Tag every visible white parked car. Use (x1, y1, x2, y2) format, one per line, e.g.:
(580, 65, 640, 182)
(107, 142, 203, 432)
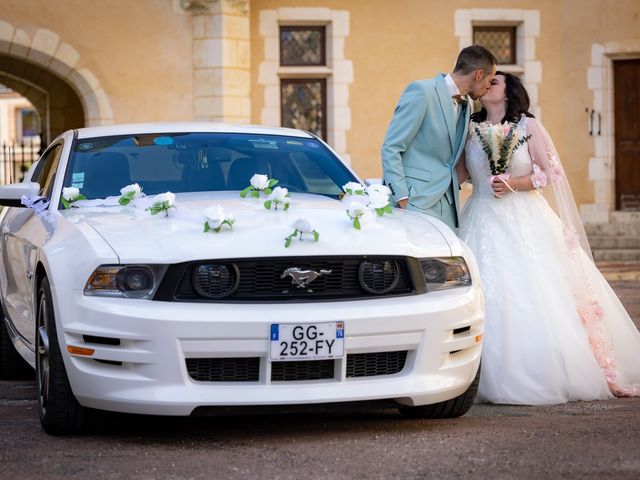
(0, 123, 484, 434)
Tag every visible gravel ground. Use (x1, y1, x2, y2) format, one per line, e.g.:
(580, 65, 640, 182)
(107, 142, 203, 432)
(0, 280, 638, 480)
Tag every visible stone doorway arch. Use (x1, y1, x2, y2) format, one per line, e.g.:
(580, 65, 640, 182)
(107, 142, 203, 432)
(0, 21, 114, 142)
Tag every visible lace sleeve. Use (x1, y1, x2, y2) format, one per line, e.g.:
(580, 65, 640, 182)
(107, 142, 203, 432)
(526, 118, 564, 190)
(525, 117, 594, 261)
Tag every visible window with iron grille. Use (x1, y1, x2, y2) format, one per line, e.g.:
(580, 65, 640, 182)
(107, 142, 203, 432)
(279, 26, 328, 139)
(280, 78, 327, 139)
(279, 26, 326, 66)
(473, 26, 517, 65)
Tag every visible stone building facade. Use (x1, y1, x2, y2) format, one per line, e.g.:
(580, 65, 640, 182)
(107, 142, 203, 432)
(0, 0, 639, 225)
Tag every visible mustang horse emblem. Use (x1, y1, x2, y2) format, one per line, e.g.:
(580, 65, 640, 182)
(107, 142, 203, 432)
(280, 267, 332, 289)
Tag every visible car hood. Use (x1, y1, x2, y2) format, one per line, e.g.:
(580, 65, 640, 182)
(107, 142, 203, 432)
(61, 192, 453, 263)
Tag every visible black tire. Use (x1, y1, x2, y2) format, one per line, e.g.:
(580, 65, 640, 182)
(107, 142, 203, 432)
(36, 277, 96, 435)
(0, 308, 32, 379)
(398, 364, 481, 419)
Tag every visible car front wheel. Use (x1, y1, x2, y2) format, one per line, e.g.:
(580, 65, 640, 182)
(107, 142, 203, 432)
(36, 277, 96, 435)
(398, 364, 481, 419)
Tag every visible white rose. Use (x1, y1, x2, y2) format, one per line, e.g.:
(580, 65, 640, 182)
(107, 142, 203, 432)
(367, 190, 391, 209)
(342, 182, 366, 195)
(250, 174, 270, 190)
(347, 201, 375, 226)
(293, 217, 313, 234)
(154, 192, 175, 207)
(120, 183, 142, 197)
(62, 187, 80, 201)
(204, 204, 226, 229)
(268, 186, 289, 203)
(366, 183, 391, 197)
(346, 200, 369, 219)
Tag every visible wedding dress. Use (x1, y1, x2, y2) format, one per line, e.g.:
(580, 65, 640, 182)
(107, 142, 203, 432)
(459, 115, 640, 405)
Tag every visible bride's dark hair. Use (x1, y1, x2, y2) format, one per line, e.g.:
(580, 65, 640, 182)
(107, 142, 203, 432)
(470, 71, 535, 123)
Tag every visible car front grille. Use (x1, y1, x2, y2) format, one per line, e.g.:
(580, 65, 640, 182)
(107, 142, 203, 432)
(156, 256, 415, 302)
(346, 351, 408, 378)
(186, 357, 260, 382)
(186, 351, 409, 383)
(271, 360, 335, 381)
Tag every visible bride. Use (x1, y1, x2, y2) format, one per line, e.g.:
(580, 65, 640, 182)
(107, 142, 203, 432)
(456, 71, 640, 405)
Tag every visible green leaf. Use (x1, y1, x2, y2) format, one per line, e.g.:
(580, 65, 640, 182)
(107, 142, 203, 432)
(354, 218, 361, 230)
(312, 230, 319, 242)
(204, 222, 211, 232)
(61, 198, 70, 209)
(250, 190, 259, 199)
(268, 178, 279, 187)
(263, 187, 272, 196)
(77, 194, 87, 201)
(375, 207, 384, 216)
(213, 225, 222, 233)
(384, 204, 393, 213)
(264, 200, 272, 210)
(240, 185, 253, 198)
(284, 237, 292, 248)
(283, 203, 289, 211)
(119, 196, 130, 206)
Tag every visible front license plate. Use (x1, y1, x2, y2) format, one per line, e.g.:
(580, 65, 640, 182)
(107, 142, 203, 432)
(270, 322, 344, 361)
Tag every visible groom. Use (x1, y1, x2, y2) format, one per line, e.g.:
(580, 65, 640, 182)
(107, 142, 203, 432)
(381, 45, 497, 230)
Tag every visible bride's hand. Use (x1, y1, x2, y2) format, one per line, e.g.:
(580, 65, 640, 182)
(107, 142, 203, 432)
(491, 177, 512, 197)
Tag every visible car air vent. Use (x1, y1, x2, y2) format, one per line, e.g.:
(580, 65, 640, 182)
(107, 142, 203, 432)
(271, 360, 335, 381)
(358, 259, 401, 294)
(83, 335, 121, 346)
(192, 263, 239, 299)
(346, 351, 408, 378)
(186, 357, 260, 382)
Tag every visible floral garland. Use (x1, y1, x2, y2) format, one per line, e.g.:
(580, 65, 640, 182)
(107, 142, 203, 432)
(342, 182, 393, 229)
(58, 174, 395, 248)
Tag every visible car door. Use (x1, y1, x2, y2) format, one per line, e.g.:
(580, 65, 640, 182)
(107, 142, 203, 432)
(0, 143, 63, 346)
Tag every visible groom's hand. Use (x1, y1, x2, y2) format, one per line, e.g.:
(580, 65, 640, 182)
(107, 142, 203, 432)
(396, 198, 409, 209)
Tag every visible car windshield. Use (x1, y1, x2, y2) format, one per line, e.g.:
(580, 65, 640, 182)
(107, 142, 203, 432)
(63, 132, 357, 199)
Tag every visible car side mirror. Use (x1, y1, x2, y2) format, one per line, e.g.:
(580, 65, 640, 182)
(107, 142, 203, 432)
(0, 182, 42, 207)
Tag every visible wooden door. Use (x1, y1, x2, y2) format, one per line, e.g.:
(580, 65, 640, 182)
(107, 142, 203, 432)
(614, 59, 640, 210)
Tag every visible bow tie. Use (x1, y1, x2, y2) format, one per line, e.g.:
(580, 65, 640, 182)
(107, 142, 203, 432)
(452, 95, 468, 106)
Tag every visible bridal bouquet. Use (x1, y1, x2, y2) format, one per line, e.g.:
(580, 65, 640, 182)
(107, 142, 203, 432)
(474, 122, 531, 176)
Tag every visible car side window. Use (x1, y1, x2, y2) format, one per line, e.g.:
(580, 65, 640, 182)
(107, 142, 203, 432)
(33, 144, 63, 197)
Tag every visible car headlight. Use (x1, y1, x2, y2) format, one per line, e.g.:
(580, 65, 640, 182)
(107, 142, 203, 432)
(84, 265, 166, 298)
(419, 257, 471, 291)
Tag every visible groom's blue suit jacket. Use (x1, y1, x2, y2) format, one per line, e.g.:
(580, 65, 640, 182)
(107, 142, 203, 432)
(381, 74, 471, 227)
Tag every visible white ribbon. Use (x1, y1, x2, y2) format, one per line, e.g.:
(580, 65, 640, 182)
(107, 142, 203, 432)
(20, 195, 50, 214)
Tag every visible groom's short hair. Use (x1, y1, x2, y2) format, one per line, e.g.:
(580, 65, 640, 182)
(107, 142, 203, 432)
(453, 45, 497, 75)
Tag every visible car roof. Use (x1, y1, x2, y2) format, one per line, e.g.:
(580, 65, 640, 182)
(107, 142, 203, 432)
(75, 122, 315, 140)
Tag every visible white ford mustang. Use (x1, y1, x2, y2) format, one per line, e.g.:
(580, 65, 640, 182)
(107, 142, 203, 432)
(0, 123, 484, 434)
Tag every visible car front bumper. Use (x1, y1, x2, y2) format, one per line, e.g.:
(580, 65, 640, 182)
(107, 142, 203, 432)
(53, 285, 484, 416)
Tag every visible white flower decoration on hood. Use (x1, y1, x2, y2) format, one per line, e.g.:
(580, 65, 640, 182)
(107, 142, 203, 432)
(61, 187, 87, 209)
(62, 187, 80, 201)
(153, 192, 175, 206)
(146, 191, 176, 216)
(346, 200, 375, 230)
(204, 204, 235, 232)
(342, 182, 366, 196)
(119, 183, 143, 206)
(293, 217, 313, 234)
(250, 174, 270, 190)
(366, 183, 392, 197)
(264, 186, 291, 210)
(367, 190, 391, 210)
(120, 183, 142, 197)
(285, 217, 319, 247)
